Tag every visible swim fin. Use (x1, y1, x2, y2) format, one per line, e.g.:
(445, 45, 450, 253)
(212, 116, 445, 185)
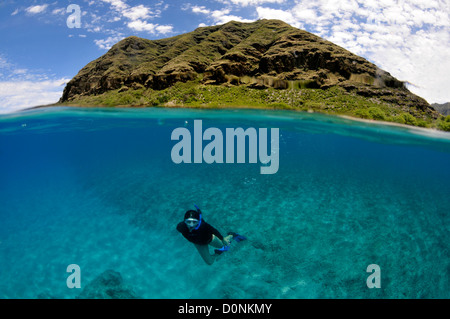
(214, 245, 230, 255)
(228, 232, 247, 243)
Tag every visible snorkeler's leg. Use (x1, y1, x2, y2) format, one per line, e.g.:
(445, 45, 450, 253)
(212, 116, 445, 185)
(210, 234, 233, 248)
(194, 244, 215, 265)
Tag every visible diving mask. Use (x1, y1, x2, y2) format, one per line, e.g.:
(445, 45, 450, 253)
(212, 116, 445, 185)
(185, 218, 199, 229)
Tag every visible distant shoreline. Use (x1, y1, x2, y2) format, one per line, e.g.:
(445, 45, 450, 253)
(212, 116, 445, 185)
(20, 102, 450, 137)
(337, 114, 450, 137)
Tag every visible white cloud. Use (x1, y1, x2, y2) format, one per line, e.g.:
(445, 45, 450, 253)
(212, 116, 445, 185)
(155, 25, 174, 34)
(94, 36, 125, 50)
(122, 5, 151, 21)
(126, 20, 173, 34)
(25, 5, 49, 15)
(0, 56, 11, 69)
(101, 0, 128, 11)
(211, 8, 254, 24)
(51, 8, 66, 16)
(250, 0, 450, 103)
(192, 6, 211, 15)
(11, 9, 19, 16)
(89, 0, 172, 49)
(12, 68, 28, 75)
(292, 8, 317, 24)
(227, 0, 285, 6)
(369, 29, 450, 104)
(127, 20, 157, 32)
(256, 7, 300, 28)
(190, 5, 253, 25)
(99, 0, 172, 35)
(0, 56, 71, 113)
(0, 78, 71, 114)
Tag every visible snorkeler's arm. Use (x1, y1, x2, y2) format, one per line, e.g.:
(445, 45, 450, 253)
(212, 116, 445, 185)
(176, 222, 184, 233)
(207, 223, 224, 241)
(176, 222, 189, 239)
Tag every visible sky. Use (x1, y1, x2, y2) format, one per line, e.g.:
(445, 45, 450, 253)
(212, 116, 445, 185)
(0, 0, 449, 113)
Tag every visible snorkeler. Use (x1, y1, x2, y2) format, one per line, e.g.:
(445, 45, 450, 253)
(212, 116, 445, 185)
(176, 205, 246, 265)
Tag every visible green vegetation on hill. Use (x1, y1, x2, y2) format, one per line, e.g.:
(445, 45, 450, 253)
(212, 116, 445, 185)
(58, 19, 447, 131)
(62, 79, 448, 131)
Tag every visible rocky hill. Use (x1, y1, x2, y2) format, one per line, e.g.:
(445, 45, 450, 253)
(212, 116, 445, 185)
(60, 19, 443, 127)
(432, 102, 450, 115)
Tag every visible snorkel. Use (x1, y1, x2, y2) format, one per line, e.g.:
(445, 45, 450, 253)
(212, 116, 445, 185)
(185, 205, 202, 231)
(193, 204, 202, 230)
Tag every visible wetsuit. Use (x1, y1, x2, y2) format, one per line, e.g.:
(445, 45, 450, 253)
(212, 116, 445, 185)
(177, 220, 224, 245)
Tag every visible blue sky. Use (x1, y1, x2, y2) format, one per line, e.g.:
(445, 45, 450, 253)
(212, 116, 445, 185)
(0, 0, 449, 113)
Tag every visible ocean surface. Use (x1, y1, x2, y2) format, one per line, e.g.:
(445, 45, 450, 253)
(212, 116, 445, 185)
(0, 106, 449, 299)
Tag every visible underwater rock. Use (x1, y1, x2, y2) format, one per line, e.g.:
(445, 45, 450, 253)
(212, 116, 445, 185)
(77, 269, 139, 299)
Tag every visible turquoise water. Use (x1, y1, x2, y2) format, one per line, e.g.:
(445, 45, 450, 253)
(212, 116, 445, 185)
(0, 106, 449, 299)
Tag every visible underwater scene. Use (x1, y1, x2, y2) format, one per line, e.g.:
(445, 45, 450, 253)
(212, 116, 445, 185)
(0, 106, 449, 299)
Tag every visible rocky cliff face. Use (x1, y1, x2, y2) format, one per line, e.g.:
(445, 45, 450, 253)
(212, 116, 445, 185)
(432, 102, 450, 115)
(60, 19, 434, 116)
